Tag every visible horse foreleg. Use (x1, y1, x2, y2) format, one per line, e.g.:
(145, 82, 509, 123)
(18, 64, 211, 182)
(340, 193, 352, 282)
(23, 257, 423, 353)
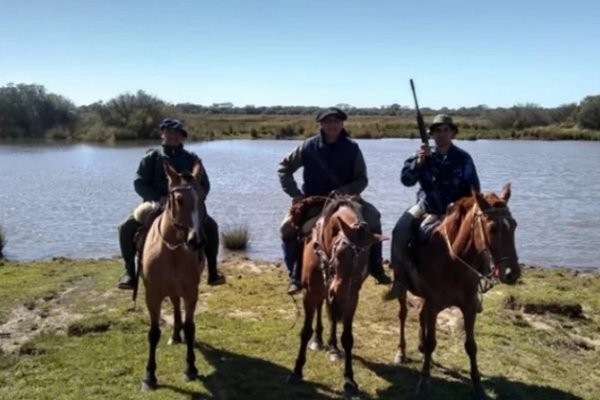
(182, 291, 198, 382)
(417, 299, 427, 354)
(142, 297, 161, 391)
(309, 300, 324, 351)
(416, 304, 437, 397)
(287, 296, 316, 384)
(462, 305, 488, 400)
(326, 302, 341, 362)
(168, 296, 183, 345)
(341, 314, 359, 399)
(394, 287, 409, 365)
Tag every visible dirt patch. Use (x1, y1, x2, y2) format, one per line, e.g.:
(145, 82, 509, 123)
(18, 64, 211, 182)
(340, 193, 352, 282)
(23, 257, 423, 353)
(0, 276, 99, 353)
(502, 295, 584, 319)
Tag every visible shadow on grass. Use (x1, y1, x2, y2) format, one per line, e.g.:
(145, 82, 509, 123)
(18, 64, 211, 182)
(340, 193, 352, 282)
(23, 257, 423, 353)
(194, 341, 342, 400)
(356, 355, 583, 400)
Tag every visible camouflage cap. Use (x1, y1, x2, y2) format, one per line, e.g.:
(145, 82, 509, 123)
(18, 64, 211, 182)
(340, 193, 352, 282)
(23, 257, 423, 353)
(429, 114, 458, 134)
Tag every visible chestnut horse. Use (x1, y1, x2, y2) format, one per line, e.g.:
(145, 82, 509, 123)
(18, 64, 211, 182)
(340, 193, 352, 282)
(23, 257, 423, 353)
(139, 161, 206, 391)
(393, 184, 520, 400)
(287, 196, 384, 399)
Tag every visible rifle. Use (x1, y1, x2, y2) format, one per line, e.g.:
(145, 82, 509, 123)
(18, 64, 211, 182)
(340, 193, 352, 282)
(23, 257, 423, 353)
(409, 79, 428, 145)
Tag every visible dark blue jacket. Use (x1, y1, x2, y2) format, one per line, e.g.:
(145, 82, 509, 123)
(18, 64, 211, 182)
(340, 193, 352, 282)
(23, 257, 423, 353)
(278, 130, 368, 197)
(401, 144, 480, 214)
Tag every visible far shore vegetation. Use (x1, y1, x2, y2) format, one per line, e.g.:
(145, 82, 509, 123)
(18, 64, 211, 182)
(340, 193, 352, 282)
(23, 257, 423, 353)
(1, 83, 599, 142)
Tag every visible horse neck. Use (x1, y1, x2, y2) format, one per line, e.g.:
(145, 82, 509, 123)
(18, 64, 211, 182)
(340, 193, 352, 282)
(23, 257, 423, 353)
(443, 204, 480, 263)
(158, 201, 183, 242)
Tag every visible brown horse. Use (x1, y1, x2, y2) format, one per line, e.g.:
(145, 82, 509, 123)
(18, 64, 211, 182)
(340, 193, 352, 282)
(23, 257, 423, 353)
(392, 184, 520, 399)
(139, 161, 206, 391)
(287, 196, 385, 399)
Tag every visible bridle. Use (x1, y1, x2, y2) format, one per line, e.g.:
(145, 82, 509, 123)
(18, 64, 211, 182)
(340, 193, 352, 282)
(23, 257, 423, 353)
(443, 204, 518, 293)
(157, 184, 200, 250)
(314, 218, 372, 302)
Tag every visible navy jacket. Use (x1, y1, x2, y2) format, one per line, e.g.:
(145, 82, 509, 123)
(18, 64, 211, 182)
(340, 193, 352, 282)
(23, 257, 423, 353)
(401, 144, 480, 214)
(278, 130, 368, 197)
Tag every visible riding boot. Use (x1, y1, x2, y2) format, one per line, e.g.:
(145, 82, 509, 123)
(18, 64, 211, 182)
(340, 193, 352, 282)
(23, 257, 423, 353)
(118, 214, 141, 290)
(368, 241, 392, 284)
(282, 239, 301, 295)
(205, 215, 225, 286)
(388, 210, 420, 299)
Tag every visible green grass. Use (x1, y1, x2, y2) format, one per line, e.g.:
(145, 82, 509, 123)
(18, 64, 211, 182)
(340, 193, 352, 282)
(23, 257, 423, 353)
(221, 225, 251, 250)
(0, 258, 598, 399)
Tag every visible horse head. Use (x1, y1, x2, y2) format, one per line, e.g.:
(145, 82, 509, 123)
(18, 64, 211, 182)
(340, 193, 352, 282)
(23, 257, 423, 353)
(323, 198, 386, 302)
(163, 160, 206, 249)
(472, 183, 520, 284)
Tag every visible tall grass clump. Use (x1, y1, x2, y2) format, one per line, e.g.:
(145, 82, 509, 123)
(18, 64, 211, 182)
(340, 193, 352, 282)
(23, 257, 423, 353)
(221, 225, 250, 250)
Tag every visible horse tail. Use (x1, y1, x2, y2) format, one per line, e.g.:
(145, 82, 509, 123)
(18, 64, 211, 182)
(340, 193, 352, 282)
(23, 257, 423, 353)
(132, 256, 142, 304)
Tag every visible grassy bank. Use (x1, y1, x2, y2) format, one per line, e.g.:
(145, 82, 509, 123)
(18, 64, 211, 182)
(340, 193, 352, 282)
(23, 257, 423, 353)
(0, 257, 598, 399)
(77, 114, 600, 142)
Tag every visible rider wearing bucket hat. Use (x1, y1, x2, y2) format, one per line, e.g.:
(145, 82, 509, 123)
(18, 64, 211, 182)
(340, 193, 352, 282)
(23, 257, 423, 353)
(117, 118, 226, 289)
(278, 107, 392, 295)
(390, 114, 480, 291)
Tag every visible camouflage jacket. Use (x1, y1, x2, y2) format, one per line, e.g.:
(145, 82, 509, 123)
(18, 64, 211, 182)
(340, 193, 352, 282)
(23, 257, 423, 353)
(401, 144, 480, 214)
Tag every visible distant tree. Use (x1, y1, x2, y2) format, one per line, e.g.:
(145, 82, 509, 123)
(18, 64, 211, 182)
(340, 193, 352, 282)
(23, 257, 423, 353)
(577, 96, 600, 130)
(98, 90, 169, 139)
(0, 83, 78, 138)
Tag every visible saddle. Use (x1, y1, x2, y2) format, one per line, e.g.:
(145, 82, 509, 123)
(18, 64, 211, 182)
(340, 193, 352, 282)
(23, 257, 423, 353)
(134, 203, 164, 255)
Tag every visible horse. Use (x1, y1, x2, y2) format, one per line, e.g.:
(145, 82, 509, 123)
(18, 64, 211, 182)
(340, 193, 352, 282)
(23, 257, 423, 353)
(392, 184, 520, 399)
(138, 161, 206, 391)
(287, 195, 385, 399)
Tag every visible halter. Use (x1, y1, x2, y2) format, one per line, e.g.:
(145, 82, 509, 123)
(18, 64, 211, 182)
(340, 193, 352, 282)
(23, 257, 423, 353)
(157, 184, 197, 250)
(443, 204, 517, 293)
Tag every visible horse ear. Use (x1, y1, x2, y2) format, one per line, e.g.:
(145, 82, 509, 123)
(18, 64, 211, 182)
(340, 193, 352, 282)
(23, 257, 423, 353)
(474, 191, 489, 211)
(163, 162, 178, 184)
(192, 159, 203, 182)
(337, 216, 355, 239)
(500, 183, 511, 203)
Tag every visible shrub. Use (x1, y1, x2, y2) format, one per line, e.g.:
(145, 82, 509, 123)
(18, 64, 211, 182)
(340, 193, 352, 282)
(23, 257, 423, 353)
(221, 225, 250, 250)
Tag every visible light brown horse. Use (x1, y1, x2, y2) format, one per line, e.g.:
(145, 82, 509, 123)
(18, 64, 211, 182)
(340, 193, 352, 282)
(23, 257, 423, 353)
(139, 161, 206, 391)
(287, 196, 384, 399)
(392, 184, 520, 399)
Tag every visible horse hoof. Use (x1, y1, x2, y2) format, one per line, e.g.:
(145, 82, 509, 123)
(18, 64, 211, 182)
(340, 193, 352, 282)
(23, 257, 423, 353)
(415, 378, 431, 398)
(184, 370, 198, 382)
(286, 372, 303, 384)
(329, 351, 341, 362)
(472, 387, 489, 400)
(343, 380, 359, 399)
(309, 340, 323, 352)
(393, 352, 408, 365)
(141, 380, 157, 391)
(168, 337, 182, 346)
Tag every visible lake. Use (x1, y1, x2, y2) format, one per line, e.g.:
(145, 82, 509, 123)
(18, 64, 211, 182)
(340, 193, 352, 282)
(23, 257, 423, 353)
(1, 139, 598, 270)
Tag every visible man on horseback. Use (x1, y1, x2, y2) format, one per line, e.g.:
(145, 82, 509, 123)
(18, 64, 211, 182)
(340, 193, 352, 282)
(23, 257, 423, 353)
(391, 114, 480, 288)
(117, 118, 225, 290)
(278, 107, 392, 295)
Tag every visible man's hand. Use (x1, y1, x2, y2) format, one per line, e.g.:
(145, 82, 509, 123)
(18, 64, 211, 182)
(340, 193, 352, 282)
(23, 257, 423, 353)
(417, 143, 432, 166)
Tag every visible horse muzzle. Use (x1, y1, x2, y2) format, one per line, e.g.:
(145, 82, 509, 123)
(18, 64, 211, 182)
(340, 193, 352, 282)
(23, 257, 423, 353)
(496, 258, 521, 285)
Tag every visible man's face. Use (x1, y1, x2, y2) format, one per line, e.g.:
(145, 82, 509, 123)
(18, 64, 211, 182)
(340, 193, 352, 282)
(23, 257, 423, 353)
(161, 128, 185, 146)
(430, 124, 455, 148)
(319, 116, 344, 140)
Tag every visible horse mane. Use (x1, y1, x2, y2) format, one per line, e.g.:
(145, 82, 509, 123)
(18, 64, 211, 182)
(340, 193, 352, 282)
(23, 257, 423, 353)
(443, 191, 508, 240)
(289, 196, 329, 228)
(321, 195, 364, 225)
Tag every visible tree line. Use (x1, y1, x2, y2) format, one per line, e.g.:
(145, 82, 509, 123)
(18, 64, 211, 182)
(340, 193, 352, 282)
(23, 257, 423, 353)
(1, 83, 599, 140)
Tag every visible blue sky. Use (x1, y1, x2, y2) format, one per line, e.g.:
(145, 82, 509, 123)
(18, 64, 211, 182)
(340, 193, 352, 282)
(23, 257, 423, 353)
(1, 0, 598, 108)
